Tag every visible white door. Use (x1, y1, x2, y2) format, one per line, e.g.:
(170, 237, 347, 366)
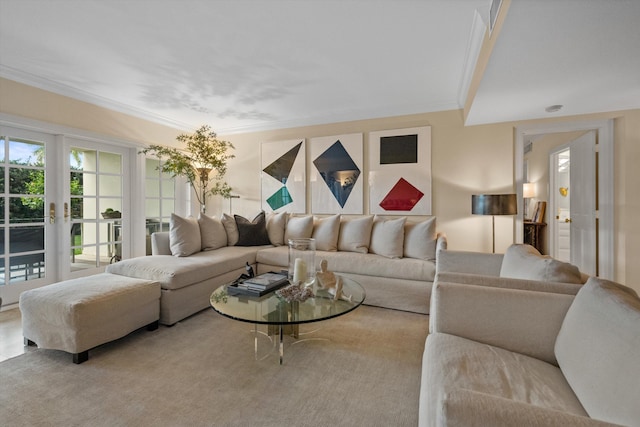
(0, 127, 57, 306)
(570, 131, 597, 276)
(550, 147, 571, 262)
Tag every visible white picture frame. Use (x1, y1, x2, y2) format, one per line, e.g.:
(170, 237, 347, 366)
(261, 139, 306, 213)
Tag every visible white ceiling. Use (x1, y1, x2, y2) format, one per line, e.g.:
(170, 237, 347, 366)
(1, 0, 639, 135)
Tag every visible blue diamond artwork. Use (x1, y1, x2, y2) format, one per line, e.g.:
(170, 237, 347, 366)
(313, 140, 360, 208)
(263, 142, 302, 210)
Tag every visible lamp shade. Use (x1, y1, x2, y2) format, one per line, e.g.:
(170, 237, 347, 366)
(523, 183, 536, 199)
(472, 194, 517, 215)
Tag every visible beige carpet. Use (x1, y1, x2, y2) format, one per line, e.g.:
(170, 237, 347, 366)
(0, 305, 428, 426)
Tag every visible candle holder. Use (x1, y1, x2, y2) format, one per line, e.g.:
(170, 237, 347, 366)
(287, 238, 316, 286)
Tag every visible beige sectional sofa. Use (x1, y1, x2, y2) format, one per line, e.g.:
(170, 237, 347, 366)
(106, 212, 446, 325)
(420, 276, 640, 426)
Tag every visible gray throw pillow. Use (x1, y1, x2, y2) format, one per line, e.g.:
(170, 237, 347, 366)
(198, 214, 227, 251)
(235, 211, 271, 246)
(169, 213, 201, 257)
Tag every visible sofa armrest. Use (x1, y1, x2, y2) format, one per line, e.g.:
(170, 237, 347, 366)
(432, 388, 624, 427)
(436, 249, 503, 277)
(430, 282, 574, 364)
(151, 232, 171, 255)
(436, 272, 583, 295)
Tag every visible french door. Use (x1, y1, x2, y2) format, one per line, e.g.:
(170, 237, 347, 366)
(0, 126, 130, 307)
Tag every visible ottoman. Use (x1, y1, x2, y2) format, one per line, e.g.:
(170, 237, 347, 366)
(19, 273, 160, 364)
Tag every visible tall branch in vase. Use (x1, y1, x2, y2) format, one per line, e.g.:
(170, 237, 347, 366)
(141, 125, 235, 213)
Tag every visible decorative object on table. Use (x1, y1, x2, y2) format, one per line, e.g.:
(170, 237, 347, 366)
(275, 283, 315, 302)
(261, 139, 306, 213)
(316, 259, 337, 289)
(532, 200, 547, 223)
(140, 125, 235, 213)
(288, 238, 316, 286)
(310, 133, 363, 214)
(316, 259, 353, 302)
(227, 272, 288, 297)
(211, 289, 228, 303)
(471, 193, 518, 253)
(368, 126, 432, 215)
(522, 182, 536, 220)
(101, 208, 121, 219)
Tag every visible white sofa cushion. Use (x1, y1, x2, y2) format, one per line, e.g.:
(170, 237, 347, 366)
(198, 214, 227, 251)
(404, 217, 437, 261)
(338, 215, 373, 253)
(284, 215, 313, 242)
(266, 211, 287, 246)
(169, 213, 201, 257)
(312, 214, 340, 251)
(370, 216, 406, 259)
(555, 277, 640, 426)
(500, 244, 583, 283)
(221, 213, 239, 246)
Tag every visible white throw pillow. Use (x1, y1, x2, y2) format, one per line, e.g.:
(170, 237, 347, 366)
(404, 217, 437, 261)
(221, 213, 239, 246)
(338, 215, 373, 253)
(370, 216, 406, 259)
(266, 211, 287, 246)
(284, 215, 314, 242)
(500, 244, 583, 283)
(312, 214, 340, 251)
(169, 213, 201, 257)
(198, 214, 227, 251)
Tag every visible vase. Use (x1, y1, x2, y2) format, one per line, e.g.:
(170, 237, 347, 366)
(288, 238, 316, 286)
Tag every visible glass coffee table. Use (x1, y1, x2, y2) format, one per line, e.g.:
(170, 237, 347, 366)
(210, 276, 365, 364)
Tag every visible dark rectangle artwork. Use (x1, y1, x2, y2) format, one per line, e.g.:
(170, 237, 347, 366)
(380, 134, 418, 164)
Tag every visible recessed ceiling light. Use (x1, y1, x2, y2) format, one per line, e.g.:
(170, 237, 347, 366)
(545, 104, 563, 113)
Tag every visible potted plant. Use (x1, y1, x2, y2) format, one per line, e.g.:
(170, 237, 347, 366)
(141, 125, 235, 213)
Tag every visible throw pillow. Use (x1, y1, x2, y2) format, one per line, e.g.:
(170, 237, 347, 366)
(404, 217, 437, 261)
(169, 213, 201, 257)
(266, 211, 287, 246)
(284, 215, 314, 243)
(198, 214, 227, 251)
(221, 213, 239, 246)
(235, 211, 271, 246)
(500, 244, 583, 283)
(369, 216, 406, 259)
(338, 215, 373, 253)
(312, 214, 341, 251)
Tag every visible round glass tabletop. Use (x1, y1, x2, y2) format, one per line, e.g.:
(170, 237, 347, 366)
(210, 276, 366, 326)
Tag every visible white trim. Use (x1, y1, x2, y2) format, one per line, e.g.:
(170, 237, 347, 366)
(515, 119, 614, 279)
(458, 10, 487, 108)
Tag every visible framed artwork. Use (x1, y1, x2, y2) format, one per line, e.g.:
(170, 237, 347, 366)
(310, 133, 364, 214)
(261, 139, 306, 213)
(368, 126, 431, 215)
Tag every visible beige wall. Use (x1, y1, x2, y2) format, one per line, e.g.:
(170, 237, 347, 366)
(1, 79, 638, 292)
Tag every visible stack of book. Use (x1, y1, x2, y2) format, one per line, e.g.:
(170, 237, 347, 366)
(227, 272, 289, 297)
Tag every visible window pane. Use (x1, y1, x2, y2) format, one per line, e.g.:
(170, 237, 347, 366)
(146, 179, 160, 197)
(146, 199, 160, 217)
(70, 196, 84, 219)
(161, 199, 174, 215)
(146, 158, 160, 178)
(73, 149, 96, 172)
(0, 137, 5, 162)
(9, 226, 44, 253)
(161, 181, 175, 198)
(0, 166, 4, 192)
(99, 175, 121, 197)
(99, 152, 121, 174)
(9, 253, 45, 282)
(9, 197, 44, 224)
(10, 167, 44, 195)
(9, 140, 44, 166)
(100, 199, 122, 216)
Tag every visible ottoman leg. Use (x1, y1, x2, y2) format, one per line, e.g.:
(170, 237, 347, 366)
(146, 320, 159, 331)
(73, 351, 89, 364)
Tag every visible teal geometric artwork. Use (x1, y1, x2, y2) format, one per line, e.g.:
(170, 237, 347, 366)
(262, 141, 303, 211)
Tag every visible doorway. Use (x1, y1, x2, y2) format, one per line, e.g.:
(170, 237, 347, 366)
(515, 120, 613, 279)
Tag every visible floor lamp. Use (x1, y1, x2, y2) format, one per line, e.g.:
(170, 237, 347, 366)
(472, 194, 518, 253)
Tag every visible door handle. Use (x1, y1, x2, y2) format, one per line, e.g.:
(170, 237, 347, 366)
(565, 218, 572, 223)
(64, 202, 69, 222)
(49, 203, 55, 224)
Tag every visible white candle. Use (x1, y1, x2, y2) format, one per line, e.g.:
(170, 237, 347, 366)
(293, 258, 307, 284)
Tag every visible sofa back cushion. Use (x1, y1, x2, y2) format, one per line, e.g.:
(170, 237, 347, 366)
(312, 214, 340, 251)
(338, 215, 373, 253)
(404, 217, 437, 261)
(169, 213, 201, 257)
(266, 211, 287, 246)
(555, 277, 640, 426)
(198, 214, 227, 251)
(221, 213, 239, 246)
(284, 215, 313, 242)
(235, 211, 271, 246)
(370, 216, 406, 259)
(500, 244, 583, 283)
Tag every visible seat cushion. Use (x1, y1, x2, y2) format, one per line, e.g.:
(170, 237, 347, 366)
(421, 333, 588, 426)
(107, 246, 265, 290)
(555, 277, 640, 426)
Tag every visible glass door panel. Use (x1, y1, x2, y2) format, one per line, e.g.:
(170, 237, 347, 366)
(69, 146, 124, 272)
